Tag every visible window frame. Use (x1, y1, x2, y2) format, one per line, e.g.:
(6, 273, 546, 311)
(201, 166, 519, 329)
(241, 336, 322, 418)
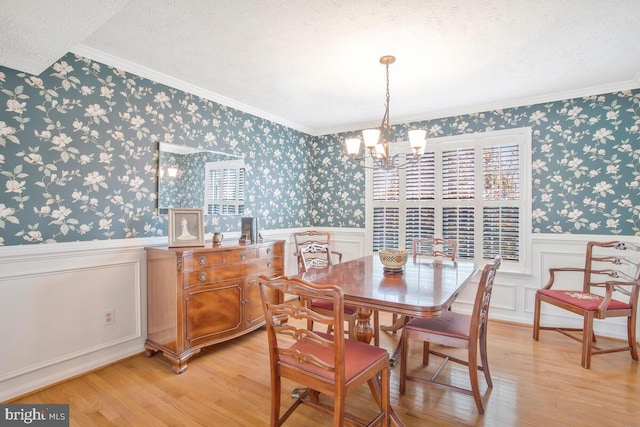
(365, 127, 532, 273)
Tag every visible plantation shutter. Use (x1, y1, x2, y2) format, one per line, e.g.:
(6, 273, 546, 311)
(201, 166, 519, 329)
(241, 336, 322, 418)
(369, 128, 530, 269)
(482, 143, 520, 260)
(404, 153, 436, 250)
(372, 166, 400, 251)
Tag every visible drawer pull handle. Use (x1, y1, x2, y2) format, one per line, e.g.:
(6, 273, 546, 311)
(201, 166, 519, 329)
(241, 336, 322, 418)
(198, 256, 207, 265)
(267, 262, 272, 268)
(241, 253, 246, 260)
(198, 272, 207, 281)
(266, 248, 271, 254)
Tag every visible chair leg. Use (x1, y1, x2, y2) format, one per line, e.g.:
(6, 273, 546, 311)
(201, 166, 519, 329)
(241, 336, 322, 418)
(532, 293, 541, 340)
(422, 341, 430, 365)
(347, 315, 357, 341)
(373, 310, 380, 347)
(381, 364, 391, 427)
(399, 330, 409, 394)
(479, 331, 492, 387)
(468, 347, 484, 415)
(582, 312, 595, 369)
(271, 374, 281, 427)
(333, 395, 346, 427)
(628, 313, 639, 361)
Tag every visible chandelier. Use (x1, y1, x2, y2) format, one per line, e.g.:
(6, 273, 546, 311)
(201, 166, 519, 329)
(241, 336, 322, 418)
(345, 55, 426, 169)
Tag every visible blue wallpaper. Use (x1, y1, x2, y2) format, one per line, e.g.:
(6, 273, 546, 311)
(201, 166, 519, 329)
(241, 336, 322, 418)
(315, 93, 640, 235)
(0, 53, 312, 245)
(0, 52, 639, 246)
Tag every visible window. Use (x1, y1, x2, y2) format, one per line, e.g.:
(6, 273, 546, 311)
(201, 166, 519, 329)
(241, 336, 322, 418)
(368, 127, 531, 271)
(204, 159, 245, 215)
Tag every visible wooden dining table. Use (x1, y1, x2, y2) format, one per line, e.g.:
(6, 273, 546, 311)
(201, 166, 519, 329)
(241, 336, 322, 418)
(296, 254, 477, 426)
(298, 254, 477, 344)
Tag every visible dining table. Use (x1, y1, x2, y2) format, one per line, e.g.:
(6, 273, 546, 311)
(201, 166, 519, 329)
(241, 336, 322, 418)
(296, 254, 477, 426)
(298, 254, 477, 345)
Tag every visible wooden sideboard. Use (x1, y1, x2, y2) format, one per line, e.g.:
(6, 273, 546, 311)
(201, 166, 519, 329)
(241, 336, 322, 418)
(144, 240, 284, 373)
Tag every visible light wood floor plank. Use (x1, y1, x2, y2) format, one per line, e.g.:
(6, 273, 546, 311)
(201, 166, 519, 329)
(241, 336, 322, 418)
(8, 313, 640, 426)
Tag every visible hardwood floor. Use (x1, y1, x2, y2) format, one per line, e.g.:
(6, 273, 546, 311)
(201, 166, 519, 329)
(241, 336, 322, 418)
(9, 313, 640, 426)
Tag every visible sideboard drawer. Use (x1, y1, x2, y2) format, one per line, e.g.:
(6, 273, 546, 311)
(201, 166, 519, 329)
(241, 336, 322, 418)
(183, 252, 225, 270)
(259, 244, 281, 258)
(225, 248, 258, 263)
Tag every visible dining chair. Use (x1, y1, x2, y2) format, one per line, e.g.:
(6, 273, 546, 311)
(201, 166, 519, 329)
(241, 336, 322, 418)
(533, 240, 640, 369)
(399, 256, 501, 415)
(382, 237, 458, 334)
(293, 230, 342, 274)
(300, 243, 380, 346)
(413, 237, 458, 261)
(258, 275, 391, 427)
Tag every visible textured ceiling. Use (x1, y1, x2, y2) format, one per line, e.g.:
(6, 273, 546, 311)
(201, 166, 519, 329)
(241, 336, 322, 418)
(2, 0, 640, 135)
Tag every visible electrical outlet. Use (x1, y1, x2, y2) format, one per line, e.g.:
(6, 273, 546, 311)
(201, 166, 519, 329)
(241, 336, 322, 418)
(104, 309, 115, 325)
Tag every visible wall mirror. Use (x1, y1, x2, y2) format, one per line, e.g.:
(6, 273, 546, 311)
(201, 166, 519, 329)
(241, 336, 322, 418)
(158, 142, 245, 217)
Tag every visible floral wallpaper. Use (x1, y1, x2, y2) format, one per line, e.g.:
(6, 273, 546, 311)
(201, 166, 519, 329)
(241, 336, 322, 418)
(0, 52, 639, 246)
(0, 52, 312, 245)
(314, 91, 640, 235)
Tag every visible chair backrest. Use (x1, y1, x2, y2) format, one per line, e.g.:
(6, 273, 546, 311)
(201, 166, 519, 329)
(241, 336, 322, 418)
(258, 275, 345, 383)
(294, 230, 331, 251)
(413, 237, 457, 261)
(583, 240, 640, 297)
(294, 230, 333, 273)
(299, 242, 338, 272)
(469, 256, 501, 341)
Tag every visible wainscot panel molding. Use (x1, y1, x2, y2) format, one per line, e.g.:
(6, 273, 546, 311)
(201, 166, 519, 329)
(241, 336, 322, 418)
(0, 238, 157, 402)
(2, 230, 637, 400)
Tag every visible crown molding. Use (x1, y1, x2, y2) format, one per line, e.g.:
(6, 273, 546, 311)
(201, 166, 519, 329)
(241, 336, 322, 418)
(71, 44, 315, 136)
(314, 78, 640, 137)
(69, 44, 640, 138)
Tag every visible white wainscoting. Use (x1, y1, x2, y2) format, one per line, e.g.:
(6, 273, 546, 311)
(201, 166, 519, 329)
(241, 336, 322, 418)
(312, 229, 640, 344)
(1, 230, 638, 401)
(0, 238, 151, 401)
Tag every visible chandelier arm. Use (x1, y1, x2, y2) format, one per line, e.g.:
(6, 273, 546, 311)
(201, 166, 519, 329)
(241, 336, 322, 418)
(346, 155, 381, 170)
(346, 152, 420, 170)
(389, 153, 421, 169)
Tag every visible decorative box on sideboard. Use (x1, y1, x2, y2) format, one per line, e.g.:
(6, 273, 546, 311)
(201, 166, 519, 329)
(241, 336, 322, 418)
(144, 240, 284, 373)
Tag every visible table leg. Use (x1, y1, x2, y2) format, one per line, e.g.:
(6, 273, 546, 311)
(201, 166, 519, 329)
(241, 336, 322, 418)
(379, 314, 407, 332)
(354, 307, 373, 344)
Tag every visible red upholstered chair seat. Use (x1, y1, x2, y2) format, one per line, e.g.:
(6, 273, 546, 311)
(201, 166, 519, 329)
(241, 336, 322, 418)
(537, 289, 630, 311)
(311, 299, 357, 315)
(281, 332, 389, 381)
(403, 311, 471, 340)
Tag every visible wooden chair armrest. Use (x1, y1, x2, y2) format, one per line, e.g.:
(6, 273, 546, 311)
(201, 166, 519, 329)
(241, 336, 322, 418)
(594, 280, 638, 318)
(542, 267, 585, 289)
(332, 250, 343, 264)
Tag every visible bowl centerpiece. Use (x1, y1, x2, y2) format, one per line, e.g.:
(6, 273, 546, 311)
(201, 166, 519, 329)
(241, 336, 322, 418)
(378, 248, 408, 274)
